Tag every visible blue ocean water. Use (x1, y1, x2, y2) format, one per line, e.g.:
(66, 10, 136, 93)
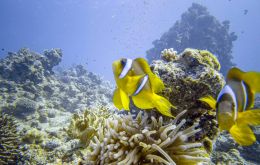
(0, 0, 260, 81)
(0, 1, 260, 164)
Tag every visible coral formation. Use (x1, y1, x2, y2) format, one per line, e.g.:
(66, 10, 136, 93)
(149, 48, 224, 152)
(211, 149, 246, 165)
(0, 113, 22, 164)
(212, 130, 260, 164)
(82, 111, 210, 165)
(146, 3, 237, 75)
(14, 98, 38, 116)
(22, 128, 45, 144)
(66, 106, 112, 146)
(0, 48, 113, 116)
(151, 48, 224, 112)
(0, 48, 62, 83)
(0, 48, 114, 164)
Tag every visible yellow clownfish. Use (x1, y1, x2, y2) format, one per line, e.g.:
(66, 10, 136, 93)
(200, 67, 260, 146)
(112, 58, 175, 117)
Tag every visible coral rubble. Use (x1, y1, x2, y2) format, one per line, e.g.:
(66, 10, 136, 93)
(0, 113, 22, 164)
(82, 111, 210, 165)
(146, 3, 237, 75)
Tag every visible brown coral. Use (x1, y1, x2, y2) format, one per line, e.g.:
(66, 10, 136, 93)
(0, 113, 22, 164)
(82, 110, 209, 165)
(151, 48, 223, 144)
(66, 106, 112, 145)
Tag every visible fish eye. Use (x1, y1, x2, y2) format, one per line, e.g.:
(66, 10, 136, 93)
(121, 58, 127, 67)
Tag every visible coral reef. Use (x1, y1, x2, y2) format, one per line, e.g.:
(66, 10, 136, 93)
(66, 106, 112, 146)
(21, 128, 45, 144)
(0, 48, 113, 117)
(0, 48, 115, 164)
(0, 46, 252, 164)
(0, 113, 22, 164)
(211, 149, 246, 165)
(0, 48, 62, 83)
(212, 130, 260, 164)
(146, 48, 224, 157)
(146, 3, 237, 75)
(151, 48, 224, 112)
(82, 111, 210, 165)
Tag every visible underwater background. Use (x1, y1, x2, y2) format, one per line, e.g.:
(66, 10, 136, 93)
(0, 0, 260, 164)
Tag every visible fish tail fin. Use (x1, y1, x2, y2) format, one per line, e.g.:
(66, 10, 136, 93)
(229, 123, 256, 146)
(198, 95, 217, 110)
(237, 109, 260, 126)
(153, 93, 175, 117)
(113, 88, 130, 110)
(132, 92, 174, 117)
(229, 109, 260, 146)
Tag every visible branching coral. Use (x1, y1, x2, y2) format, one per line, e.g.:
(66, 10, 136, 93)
(66, 106, 112, 145)
(82, 110, 209, 165)
(0, 113, 22, 164)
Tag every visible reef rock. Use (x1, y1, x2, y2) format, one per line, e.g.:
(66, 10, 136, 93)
(146, 3, 237, 75)
(0, 48, 61, 84)
(147, 48, 225, 157)
(0, 48, 115, 164)
(151, 48, 224, 112)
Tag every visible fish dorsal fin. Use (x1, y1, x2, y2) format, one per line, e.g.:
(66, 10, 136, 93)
(199, 95, 217, 110)
(227, 67, 244, 82)
(134, 58, 165, 93)
(227, 67, 260, 108)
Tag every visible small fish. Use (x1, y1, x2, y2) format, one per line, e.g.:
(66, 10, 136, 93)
(244, 9, 248, 15)
(199, 67, 260, 146)
(112, 58, 175, 117)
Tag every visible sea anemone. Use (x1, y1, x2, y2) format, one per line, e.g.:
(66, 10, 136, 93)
(66, 106, 112, 145)
(82, 110, 209, 165)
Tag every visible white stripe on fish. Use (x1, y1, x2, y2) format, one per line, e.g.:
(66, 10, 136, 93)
(119, 58, 133, 79)
(133, 75, 148, 96)
(241, 81, 248, 111)
(217, 84, 238, 120)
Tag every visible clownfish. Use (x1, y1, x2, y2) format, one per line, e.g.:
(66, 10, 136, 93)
(112, 58, 175, 117)
(200, 67, 260, 146)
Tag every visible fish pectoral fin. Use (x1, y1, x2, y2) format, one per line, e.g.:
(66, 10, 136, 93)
(134, 58, 165, 93)
(237, 109, 260, 126)
(198, 95, 216, 110)
(132, 92, 154, 109)
(125, 74, 145, 94)
(132, 91, 174, 117)
(229, 123, 256, 146)
(113, 88, 130, 111)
